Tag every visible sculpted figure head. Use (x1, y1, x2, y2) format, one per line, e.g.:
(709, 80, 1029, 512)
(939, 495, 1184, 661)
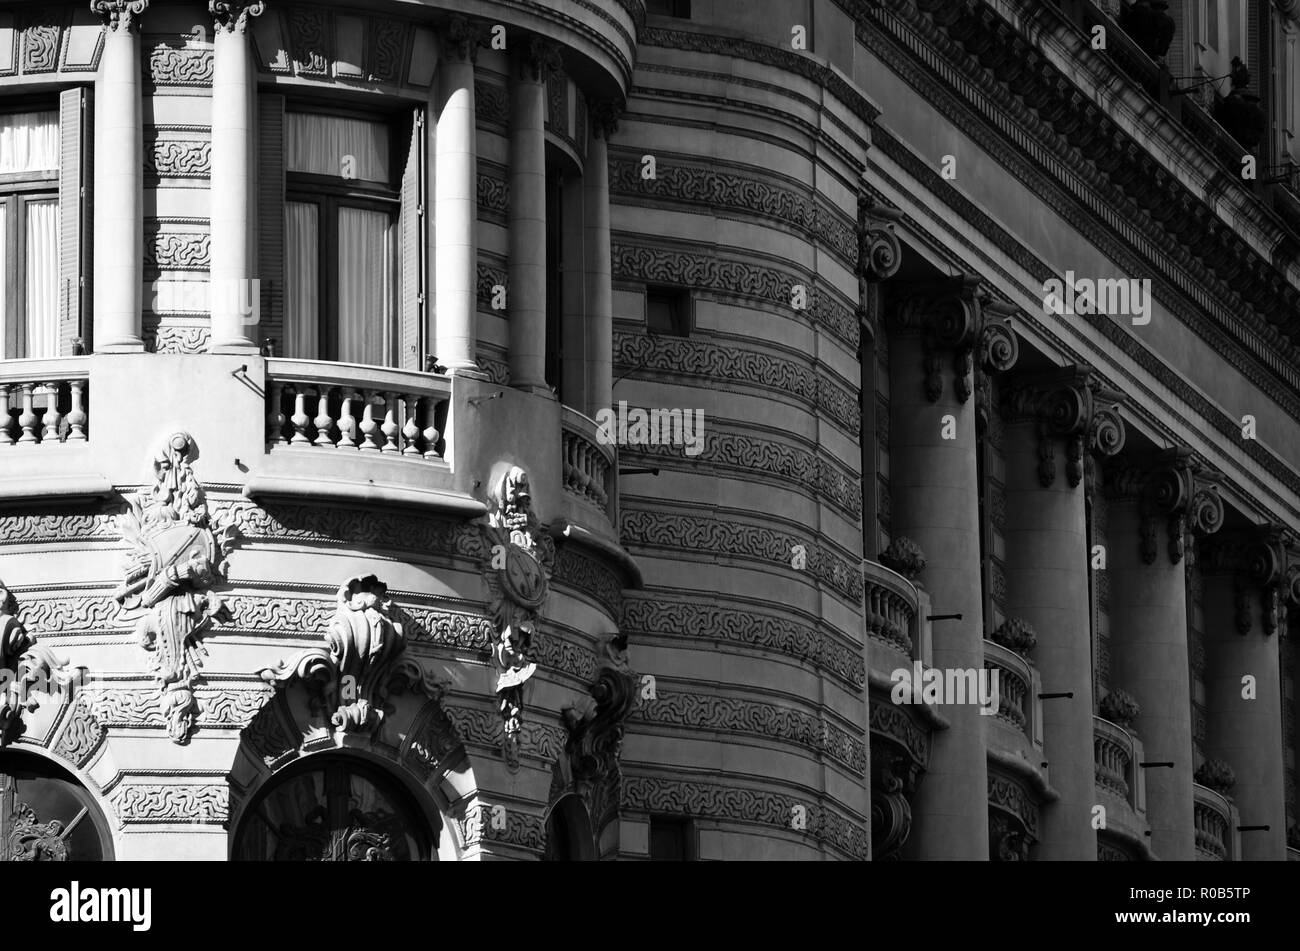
(497, 466, 534, 531)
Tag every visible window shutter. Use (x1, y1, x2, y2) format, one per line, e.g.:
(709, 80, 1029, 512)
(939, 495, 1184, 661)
(58, 86, 91, 355)
(258, 93, 285, 354)
(399, 107, 425, 371)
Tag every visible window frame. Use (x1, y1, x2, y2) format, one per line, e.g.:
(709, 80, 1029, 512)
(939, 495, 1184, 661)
(0, 102, 60, 360)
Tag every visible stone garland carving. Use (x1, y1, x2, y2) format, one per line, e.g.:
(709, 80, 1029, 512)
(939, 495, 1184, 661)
(610, 243, 859, 351)
(210, 0, 263, 34)
(620, 508, 861, 603)
(632, 689, 867, 775)
(556, 635, 639, 835)
(147, 139, 212, 178)
(114, 433, 239, 744)
(621, 775, 870, 860)
(0, 584, 81, 745)
(110, 783, 228, 824)
(477, 467, 556, 768)
(260, 576, 446, 734)
(1002, 367, 1126, 490)
(147, 47, 214, 87)
(91, 0, 148, 32)
(21, 11, 62, 73)
(621, 595, 865, 689)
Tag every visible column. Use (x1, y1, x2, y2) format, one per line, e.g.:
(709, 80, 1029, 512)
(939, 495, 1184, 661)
(1001, 368, 1125, 859)
(90, 0, 148, 352)
(434, 17, 482, 375)
(584, 101, 619, 418)
(507, 38, 559, 393)
(209, 0, 262, 353)
(888, 279, 988, 860)
(1105, 450, 1219, 860)
(1202, 527, 1290, 859)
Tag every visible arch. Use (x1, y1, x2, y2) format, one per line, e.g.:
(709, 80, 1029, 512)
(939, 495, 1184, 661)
(0, 749, 115, 860)
(543, 792, 596, 861)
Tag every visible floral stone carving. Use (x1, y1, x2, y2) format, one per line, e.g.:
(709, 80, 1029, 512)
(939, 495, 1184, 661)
(880, 536, 926, 579)
(259, 576, 444, 735)
(1195, 757, 1236, 794)
(1099, 687, 1140, 728)
(115, 432, 239, 744)
(0, 583, 81, 746)
(990, 617, 1037, 656)
(478, 467, 557, 768)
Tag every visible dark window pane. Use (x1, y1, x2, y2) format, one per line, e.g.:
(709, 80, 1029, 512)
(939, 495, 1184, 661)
(649, 815, 693, 860)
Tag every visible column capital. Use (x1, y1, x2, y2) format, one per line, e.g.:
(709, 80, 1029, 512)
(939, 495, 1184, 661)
(1105, 448, 1224, 564)
(443, 15, 488, 63)
(1002, 365, 1126, 489)
(515, 36, 563, 83)
(858, 198, 903, 282)
(588, 97, 624, 140)
(210, 0, 263, 34)
(886, 276, 1019, 403)
(1203, 523, 1300, 635)
(91, 0, 148, 32)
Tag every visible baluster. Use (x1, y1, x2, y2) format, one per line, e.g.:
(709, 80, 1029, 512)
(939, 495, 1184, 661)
(42, 382, 63, 443)
(289, 386, 311, 445)
(380, 391, 400, 453)
(267, 380, 285, 445)
(358, 391, 381, 452)
(422, 399, 442, 460)
(17, 384, 38, 444)
(337, 391, 358, 449)
(402, 394, 421, 456)
(313, 386, 335, 447)
(0, 384, 12, 446)
(66, 380, 87, 442)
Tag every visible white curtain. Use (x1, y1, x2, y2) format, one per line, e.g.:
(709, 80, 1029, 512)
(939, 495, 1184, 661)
(337, 207, 394, 367)
(25, 199, 59, 358)
(286, 113, 389, 184)
(0, 111, 59, 174)
(284, 202, 319, 360)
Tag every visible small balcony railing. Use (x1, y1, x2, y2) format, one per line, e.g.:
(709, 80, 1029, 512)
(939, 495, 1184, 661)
(1192, 783, 1237, 861)
(863, 559, 918, 656)
(0, 358, 91, 446)
(561, 406, 615, 520)
(1093, 716, 1143, 812)
(265, 359, 450, 459)
(983, 640, 1042, 749)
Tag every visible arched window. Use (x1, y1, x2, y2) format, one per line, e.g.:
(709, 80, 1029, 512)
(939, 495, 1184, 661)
(544, 794, 595, 861)
(0, 751, 113, 861)
(234, 756, 434, 862)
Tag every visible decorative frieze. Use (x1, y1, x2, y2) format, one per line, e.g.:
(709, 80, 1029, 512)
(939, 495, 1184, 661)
(474, 80, 508, 125)
(457, 801, 545, 853)
(146, 231, 210, 272)
(146, 45, 213, 87)
(110, 783, 228, 824)
(20, 9, 62, 72)
(144, 324, 210, 355)
(147, 138, 212, 179)
(0, 513, 119, 547)
(1002, 365, 1126, 490)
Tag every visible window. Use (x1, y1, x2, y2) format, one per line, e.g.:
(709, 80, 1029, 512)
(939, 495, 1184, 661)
(646, 286, 692, 337)
(0, 110, 59, 360)
(283, 111, 404, 367)
(234, 756, 433, 861)
(646, 0, 691, 17)
(0, 752, 114, 860)
(649, 814, 696, 860)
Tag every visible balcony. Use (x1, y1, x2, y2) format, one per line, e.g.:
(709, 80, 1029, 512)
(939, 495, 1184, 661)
(1192, 783, 1240, 861)
(982, 640, 1043, 763)
(1092, 715, 1151, 852)
(864, 558, 923, 660)
(560, 406, 616, 526)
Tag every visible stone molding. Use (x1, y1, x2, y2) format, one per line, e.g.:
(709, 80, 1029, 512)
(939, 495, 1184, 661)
(860, 198, 903, 281)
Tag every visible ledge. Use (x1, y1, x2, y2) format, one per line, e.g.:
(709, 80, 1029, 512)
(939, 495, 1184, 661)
(988, 746, 1058, 803)
(244, 474, 486, 518)
(0, 473, 114, 504)
(867, 668, 950, 731)
(560, 519, 643, 589)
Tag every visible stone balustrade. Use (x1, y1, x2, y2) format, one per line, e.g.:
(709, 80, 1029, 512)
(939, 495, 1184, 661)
(0, 359, 91, 446)
(561, 406, 615, 518)
(982, 640, 1040, 747)
(863, 559, 918, 655)
(1192, 783, 1237, 861)
(265, 359, 450, 459)
(1093, 715, 1139, 806)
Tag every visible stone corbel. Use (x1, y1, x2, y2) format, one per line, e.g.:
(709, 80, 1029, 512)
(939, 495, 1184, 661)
(858, 199, 903, 282)
(91, 0, 148, 32)
(1002, 366, 1126, 489)
(974, 299, 1020, 432)
(886, 276, 984, 403)
(209, 0, 263, 33)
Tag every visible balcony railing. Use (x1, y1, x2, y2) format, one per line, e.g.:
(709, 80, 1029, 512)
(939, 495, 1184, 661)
(561, 406, 615, 520)
(863, 559, 918, 656)
(265, 359, 450, 459)
(1192, 783, 1236, 861)
(1093, 716, 1143, 812)
(983, 640, 1042, 750)
(0, 358, 90, 446)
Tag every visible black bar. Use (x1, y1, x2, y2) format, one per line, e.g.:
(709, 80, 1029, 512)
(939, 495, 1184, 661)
(619, 467, 660, 476)
(926, 613, 963, 621)
(1139, 761, 1175, 768)
(1038, 692, 1075, 699)
(1238, 825, 1271, 832)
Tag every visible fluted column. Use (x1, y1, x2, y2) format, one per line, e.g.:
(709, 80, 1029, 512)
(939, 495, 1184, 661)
(888, 278, 989, 860)
(1202, 526, 1293, 860)
(91, 0, 148, 352)
(507, 38, 559, 394)
(209, 0, 262, 353)
(1105, 450, 1222, 860)
(584, 100, 619, 418)
(434, 18, 482, 376)
(1001, 368, 1125, 859)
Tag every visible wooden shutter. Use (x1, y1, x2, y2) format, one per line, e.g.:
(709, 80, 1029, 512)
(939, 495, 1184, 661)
(398, 106, 425, 370)
(58, 86, 91, 355)
(257, 94, 285, 354)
